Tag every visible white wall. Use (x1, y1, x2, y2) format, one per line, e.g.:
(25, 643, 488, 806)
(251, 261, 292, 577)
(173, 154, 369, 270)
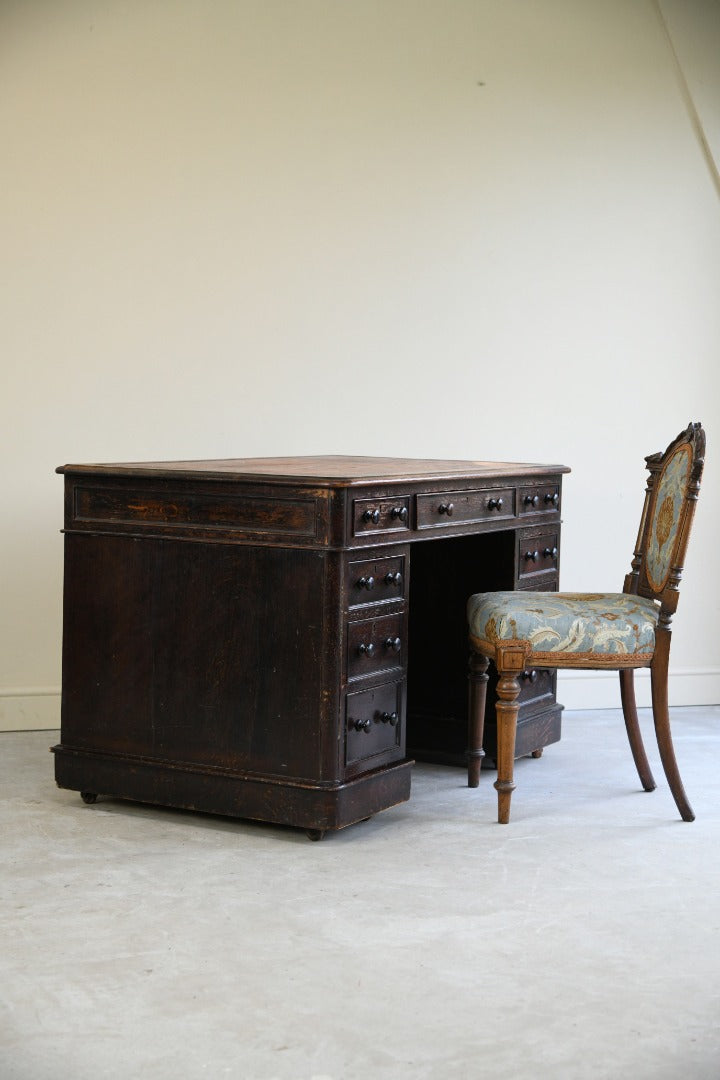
(1, 0, 718, 729)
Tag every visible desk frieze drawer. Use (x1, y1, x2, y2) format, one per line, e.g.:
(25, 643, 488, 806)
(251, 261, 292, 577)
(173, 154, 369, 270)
(345, 682, 404, 767)
(517, 531, 559, 579)
(415, 487, 516, 530)
(69, 482, 325, 542)
(347, 553, 407, 610)
(518, 483, 561, 515)
(347, 612, 405, 680)
(352, 496, 411, 537)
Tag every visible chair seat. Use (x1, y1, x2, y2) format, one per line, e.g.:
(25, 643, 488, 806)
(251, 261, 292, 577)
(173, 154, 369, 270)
(467, 591, 659, 662)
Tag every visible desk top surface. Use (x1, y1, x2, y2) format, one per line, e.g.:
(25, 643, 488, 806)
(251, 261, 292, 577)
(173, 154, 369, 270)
(59, 455, 570, 486)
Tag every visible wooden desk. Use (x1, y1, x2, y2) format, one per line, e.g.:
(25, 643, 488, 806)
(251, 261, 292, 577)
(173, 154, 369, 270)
(53, 456, 570, 838)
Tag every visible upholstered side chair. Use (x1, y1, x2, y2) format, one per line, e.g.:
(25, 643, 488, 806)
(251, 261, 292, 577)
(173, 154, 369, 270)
(467, 422, 706, 824)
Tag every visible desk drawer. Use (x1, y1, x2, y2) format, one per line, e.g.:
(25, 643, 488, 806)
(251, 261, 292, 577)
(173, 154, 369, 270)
(352, 496, 411, 537)
(345, 682, 403, 766)
(347, 553, 407, 610)
(517, 667, 555, 706)
(517, 531, 559, 579)
(347, 612, 405, 680)
(416, 487, 515, 530)
(518, 483, 561, 516)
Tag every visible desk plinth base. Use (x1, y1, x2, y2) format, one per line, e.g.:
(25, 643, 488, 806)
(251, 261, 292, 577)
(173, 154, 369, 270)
(52, 746, 413, 835)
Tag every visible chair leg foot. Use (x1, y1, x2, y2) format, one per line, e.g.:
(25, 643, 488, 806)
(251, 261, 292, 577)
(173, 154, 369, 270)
(468, 756, 484, 789)
(494, 779, 516, 824)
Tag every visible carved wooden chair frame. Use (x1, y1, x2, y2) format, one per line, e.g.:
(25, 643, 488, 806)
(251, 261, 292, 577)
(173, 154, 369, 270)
(467, 422, 706, 824)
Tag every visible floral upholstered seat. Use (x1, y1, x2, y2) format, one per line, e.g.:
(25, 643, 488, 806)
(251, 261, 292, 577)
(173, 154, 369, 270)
(467, 591, 659, 664)
(466, 423, 705, 825)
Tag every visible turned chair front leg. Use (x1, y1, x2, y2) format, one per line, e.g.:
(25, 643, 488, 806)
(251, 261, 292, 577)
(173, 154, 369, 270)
(492, 645, 530, 824)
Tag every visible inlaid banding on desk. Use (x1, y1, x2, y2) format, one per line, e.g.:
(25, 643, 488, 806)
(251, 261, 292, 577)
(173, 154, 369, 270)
(72, 484, 321, 537)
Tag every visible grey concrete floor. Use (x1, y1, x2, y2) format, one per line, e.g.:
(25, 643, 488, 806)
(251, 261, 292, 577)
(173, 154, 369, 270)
(2, 707, 719, 1080)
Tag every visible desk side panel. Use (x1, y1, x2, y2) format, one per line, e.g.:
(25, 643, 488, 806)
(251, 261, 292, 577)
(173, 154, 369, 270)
(59, 534, 339, 784)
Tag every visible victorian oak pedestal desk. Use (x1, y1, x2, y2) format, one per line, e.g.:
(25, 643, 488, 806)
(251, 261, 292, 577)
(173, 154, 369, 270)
(53, 455, 570, 839)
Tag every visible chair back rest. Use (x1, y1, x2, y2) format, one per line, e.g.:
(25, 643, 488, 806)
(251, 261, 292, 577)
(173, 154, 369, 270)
(624, 423, 705, 623)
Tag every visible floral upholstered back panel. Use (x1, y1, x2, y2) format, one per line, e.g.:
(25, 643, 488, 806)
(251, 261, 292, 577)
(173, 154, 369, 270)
(645, 444, 691, 592)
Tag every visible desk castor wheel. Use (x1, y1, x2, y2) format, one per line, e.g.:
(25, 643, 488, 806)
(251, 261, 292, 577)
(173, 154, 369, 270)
(80, 791, 98, 804)
(530, 748, 543, 759)
(305, 829, 326, 841)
